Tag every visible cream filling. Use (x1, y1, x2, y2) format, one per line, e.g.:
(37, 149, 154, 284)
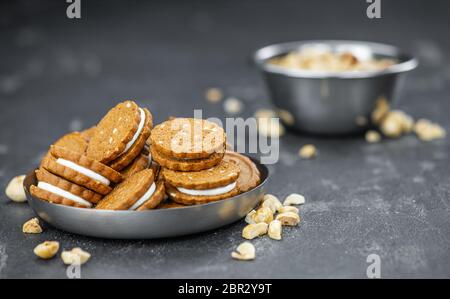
(177, 181, 236, 196)
(129, 182, 157, 210)
(121, 108, 145, 155)
(37, 182, 92, 208)
(56, 158, 110, 186)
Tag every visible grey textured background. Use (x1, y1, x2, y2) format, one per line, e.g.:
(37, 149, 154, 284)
(0, 0, 449, 278)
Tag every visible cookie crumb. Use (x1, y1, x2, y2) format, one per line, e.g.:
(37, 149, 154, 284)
(365, 130, 381, 143)
(231, 242, 255, 261)
(61, 248, 91, 265)
(414, 119, 446, 141)
(299, 144, 317, 159)
(5, 175, 26, 202)
(205, 87, 223, 103)
(268, 220, 282, 240)
(242, 222, 268, 240)
(223, 97, 243, 114)
(34, 241, 59, 259)
(283, 193, 305, 206)
(276, 212, 301, 226)
(22, 218, 42, 234)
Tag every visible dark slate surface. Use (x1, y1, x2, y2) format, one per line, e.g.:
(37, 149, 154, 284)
(0, 0, 449, 278)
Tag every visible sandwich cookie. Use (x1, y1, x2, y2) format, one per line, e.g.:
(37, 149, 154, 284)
(109, 107, 153, 171)
(150, 118, 226, 171)
(223, 151, 261, 192)
(30, 168, 103, 208)
(95, 169, 164, 211)
(163, 160, 240, 205)
(86, 100, 153, 165)
(41, 145, 122, 195)
(157, 199, 186, 209)
(40, 132, 88, 169)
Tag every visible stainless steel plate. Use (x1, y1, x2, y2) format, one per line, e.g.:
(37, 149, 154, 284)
(24, 157, 268, 239)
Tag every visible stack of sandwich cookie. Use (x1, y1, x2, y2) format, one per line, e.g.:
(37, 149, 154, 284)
(163, 160, 240, 205)
(150, 118, 226, 171)
(95, 169, 165, 211)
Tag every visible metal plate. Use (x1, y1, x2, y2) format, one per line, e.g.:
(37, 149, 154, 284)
(24, 157, 268, 239)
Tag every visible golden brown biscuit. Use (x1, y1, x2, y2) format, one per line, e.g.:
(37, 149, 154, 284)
(135, 180, 166, 211)
(151, 146, 224, 172)
(162, 160, 239, 189)
(223, 151, 261, 192)
(156, 199, 187, 209)
(109, 108, 152, 171)
(150, 118, 226, 160)
(87, 101, 141, 163)
(80, 126, 97, 142)
(95, 169, 155, 210)
(120, 153, 150, 179)
(166, 184, 239, 205)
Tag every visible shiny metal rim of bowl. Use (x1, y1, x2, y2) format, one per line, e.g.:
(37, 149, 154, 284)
(24, 157, 269, 239)
(254, 40, 418, 79)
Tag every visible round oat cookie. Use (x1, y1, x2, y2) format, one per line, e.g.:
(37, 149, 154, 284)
(87, 100, 141, 163)
(150, 118, 226, 160)
(162, 160, 240, 190)
(120, 153, 150, 179)
(223, 151, 261, 192)
(109, 108, 153, 171)
(151, 146, 223, 172)
(30, 186, 91, 209)
(95, 169, 155, 210)
(39, 132, 88, 168)
(32, 168, 103, 205)
(51, 146, 122, 184)
(135, 179, 166, 211)
(166, 184, 239, 205)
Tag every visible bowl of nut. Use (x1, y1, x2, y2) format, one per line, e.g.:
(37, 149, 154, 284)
(254, 40, 418, 134)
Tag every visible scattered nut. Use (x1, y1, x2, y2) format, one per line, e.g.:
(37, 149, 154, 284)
(277, 109, 295, 126)
(61, 248, 91, 265)
(276, 212, 301, 226)
(5, 175, 26, 202)
(231, 242, 255, 261)
(380, 112, 403, 138)
(257, 117, 285, 138)
(34, 241, 60, 259)
(223, 97, 243, 115)
(283, 193, 305, 206)
(299, 144, 317, 159)
(22, 218, 42, 234)
(245, 210, 256, 224)
(365, 130, 381, 143)
(205, 87, 223, 103)
(262, 194, 283, 213)
(371, 96, 390, 125)
(268, 220, 282, 240)
(414, 119, 446, 141)
(279, 205, 299, 214)
(254, 109, 277, 119)
(242, 222, 268, 240)
(252, 207, 274, 224)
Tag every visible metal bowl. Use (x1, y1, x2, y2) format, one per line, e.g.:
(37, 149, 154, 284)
(254, 40, 418, 134)
(24, 157, 268, 239)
